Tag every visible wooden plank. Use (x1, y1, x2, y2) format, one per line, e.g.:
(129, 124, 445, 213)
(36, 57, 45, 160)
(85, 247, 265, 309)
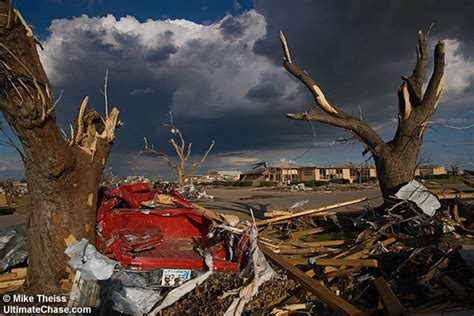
(260, 243, 362, 316)
(286, 257, 309, 265)
(315, 259, 378, 268)
(374, 277, 404, 316)
(0, 279, 25, 290)
(436, 192, 474, 200)
(288, 227, 324, 239)
(291, 240, 346, 248)
(192, 203, 225, 222)
(264, 210, 293, 217)
(0, 267, 27, 282)
(306, 238, 396, 278)
(256, 197, 367, 226)
(274, 247, 335, 255)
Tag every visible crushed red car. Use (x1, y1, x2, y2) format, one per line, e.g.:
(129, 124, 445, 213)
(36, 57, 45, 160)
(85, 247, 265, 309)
(96, 183, 248, 287)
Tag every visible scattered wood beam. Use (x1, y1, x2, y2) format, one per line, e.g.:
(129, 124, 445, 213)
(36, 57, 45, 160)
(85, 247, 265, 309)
(374, 277, 404, 316)
(315, 258, 378, 268)
(260, 243, 363, 316)
(256, 197, 367, 226)
(288, 227, 324, 239)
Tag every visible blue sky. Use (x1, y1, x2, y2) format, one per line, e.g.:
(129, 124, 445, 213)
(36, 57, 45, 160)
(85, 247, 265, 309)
(1, 0, 473, 179)
(16, 0, 254, 38)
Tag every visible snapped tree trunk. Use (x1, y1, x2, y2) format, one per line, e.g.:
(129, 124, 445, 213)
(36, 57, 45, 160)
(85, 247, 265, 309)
(280, 31, 445, 197)
(0, 1, 120, 293)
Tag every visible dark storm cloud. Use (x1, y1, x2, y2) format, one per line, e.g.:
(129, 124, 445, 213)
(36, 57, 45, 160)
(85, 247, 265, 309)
(35, 3, 474, 176)
(253, 0, 474, 121)
(246, 81, 283, 101)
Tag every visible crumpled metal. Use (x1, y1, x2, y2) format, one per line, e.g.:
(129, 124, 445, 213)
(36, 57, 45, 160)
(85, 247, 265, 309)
(394, 180, 441, 216)
(0, 224, 27, 273)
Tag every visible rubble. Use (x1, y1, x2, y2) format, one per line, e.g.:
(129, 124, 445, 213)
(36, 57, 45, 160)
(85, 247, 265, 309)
(1, 181, 473, 315)
(254, 184, 474, 315)
(284, 183, 311, 192)
(177, 183, 214, 201)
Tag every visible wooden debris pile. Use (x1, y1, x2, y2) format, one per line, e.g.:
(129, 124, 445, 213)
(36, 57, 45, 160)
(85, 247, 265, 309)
(254, 190, 474, 315)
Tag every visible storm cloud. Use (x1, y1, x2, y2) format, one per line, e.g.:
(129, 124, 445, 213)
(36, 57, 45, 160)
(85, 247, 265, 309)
(29, 1, 474, 178)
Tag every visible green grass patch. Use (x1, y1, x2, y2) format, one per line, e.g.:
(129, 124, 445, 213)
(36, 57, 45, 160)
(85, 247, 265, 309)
(12, 194, 28, 213)
(424, 176, 462, 185)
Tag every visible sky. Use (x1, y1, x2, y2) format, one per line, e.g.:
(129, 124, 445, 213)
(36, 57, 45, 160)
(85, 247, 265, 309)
(0, 0, 473, 179)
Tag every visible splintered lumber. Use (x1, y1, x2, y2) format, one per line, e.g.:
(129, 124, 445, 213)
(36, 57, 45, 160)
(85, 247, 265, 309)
(264, 210, 293, 217)
(260, 244, 362, 316)
(374, 277, 404, 316)
(288, 227, 324, 239)
(0, 268, 27, 294)
(256, 197, 367, 226)
(290, 240, 346, 248)
(286, 257, 310, 265)
(315, 258, 378, 267)
(192, 203, 225, 222)
(306, 238, 395, 278)
(0, 267, 27, 282)
(436, 192, 474, 200)
(274, 247, 335, 255)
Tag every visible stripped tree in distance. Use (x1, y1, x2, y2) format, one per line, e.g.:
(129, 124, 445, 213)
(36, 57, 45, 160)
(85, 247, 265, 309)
(0, 0, 121, 293)
(280, 30, 445, 197)
(143, 114, 214, 185)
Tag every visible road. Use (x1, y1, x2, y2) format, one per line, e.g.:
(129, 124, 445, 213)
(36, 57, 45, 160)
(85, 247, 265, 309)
(0, 208, 27, 229)
(200, 187, 383, 220)
(2, 181, 468, 227)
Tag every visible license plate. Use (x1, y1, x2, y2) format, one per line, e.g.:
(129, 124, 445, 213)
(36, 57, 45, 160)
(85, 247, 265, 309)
(161, 269, 192, 287)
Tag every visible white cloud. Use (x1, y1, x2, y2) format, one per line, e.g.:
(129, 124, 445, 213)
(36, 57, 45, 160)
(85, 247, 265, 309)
(39, 11, 299, 118)
(216, 155, 259, 166)
(443, 39, 474, 97)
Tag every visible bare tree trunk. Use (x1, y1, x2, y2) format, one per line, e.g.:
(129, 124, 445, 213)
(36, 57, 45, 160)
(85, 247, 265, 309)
(373, 142, 421, 196)
(0, 1, 119, 293)
(142, 118, 214, 185)
(176, 168, 184, 186)
(280, 31, 444, 197)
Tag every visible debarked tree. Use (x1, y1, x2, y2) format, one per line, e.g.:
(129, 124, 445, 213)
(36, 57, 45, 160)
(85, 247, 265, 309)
(280, 30, 445, 197)
(0, 0, 121, 293)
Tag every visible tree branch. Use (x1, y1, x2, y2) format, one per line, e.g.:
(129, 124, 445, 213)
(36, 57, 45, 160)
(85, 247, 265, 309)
(281, 31, 387, 156)
(422, 41, 445, 110)
(279, 31, 344, 117)
(287, 110, 387, 156)
(184, 140, 214, 177)
(403, 30, 428, 104)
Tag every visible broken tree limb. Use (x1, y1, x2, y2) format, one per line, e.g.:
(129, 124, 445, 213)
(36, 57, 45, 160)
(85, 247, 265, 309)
(256, 197, 367, 226)
(260, 243, 362, 316)
(281, 29, 446, 198)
